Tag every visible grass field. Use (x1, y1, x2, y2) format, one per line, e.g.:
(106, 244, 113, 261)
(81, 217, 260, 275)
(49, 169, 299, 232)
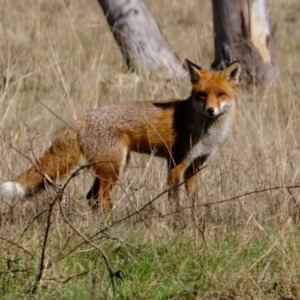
(1, 0, 300, 299)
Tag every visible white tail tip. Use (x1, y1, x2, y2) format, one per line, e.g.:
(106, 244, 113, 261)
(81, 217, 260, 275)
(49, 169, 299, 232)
(1, 181, 26, 200)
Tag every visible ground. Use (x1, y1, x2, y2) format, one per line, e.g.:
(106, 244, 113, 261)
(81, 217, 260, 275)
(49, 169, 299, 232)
(1, 0, 300, 299)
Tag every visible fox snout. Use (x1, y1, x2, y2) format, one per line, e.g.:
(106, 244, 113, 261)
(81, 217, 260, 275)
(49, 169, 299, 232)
(199, 102, 221, 118)
(206, 107, 217, 117)
(202, 100, 233, 118)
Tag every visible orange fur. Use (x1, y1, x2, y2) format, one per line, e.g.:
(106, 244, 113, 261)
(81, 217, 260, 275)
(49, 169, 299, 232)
(1, 60, 241, 211)
(16, 125, 82, 195)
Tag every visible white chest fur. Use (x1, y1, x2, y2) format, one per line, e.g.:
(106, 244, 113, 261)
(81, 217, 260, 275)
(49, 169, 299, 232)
(186, 114, 232, 162)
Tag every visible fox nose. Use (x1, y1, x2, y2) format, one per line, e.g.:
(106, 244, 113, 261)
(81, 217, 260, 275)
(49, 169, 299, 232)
(206, 108, 215, 116)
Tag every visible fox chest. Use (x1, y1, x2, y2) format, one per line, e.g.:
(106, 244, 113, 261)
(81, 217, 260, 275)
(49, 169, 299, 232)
(186, 119, 231, 162)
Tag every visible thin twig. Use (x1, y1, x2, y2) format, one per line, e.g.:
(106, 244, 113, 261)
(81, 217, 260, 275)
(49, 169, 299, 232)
(162, 184, 300, 217)
(0, 236, 34, 259)
(31, 197, 58, 294)
(58, 201, 117, 292)
(18, 208, 50, 241)
(190, 209, 206, 247)
(44, 268, 94, 284)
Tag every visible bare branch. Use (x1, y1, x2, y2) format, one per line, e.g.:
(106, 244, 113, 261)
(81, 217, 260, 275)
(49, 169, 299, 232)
(58, 201, 118, 292)
(31, 197, 58, 294)
(0, 236, 34, 259)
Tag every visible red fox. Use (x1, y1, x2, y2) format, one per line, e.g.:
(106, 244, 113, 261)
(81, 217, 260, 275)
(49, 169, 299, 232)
(1, 60, 241, 210)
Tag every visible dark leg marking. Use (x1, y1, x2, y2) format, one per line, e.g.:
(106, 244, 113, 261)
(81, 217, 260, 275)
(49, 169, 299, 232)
(86, 177, 100, 200)
(184, 155, 208, 180)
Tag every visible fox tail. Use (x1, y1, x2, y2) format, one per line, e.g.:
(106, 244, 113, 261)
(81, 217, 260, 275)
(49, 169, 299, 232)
(1, 128, 81, 200)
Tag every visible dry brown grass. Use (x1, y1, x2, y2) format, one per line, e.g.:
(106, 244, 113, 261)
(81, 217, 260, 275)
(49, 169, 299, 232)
(1, 0, 300, 299)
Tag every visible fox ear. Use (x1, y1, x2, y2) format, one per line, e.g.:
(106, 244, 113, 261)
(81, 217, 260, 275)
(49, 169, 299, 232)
(222, 61, 241, 85)
(186, 59, 202, 84)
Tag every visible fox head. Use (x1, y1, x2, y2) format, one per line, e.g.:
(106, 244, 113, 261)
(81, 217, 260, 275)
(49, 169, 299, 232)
(186, 59, 241, 118)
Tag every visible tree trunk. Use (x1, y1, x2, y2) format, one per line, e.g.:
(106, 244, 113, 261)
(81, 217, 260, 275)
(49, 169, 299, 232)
(97, 0, 185, 77)
(211, 0, 276, 90)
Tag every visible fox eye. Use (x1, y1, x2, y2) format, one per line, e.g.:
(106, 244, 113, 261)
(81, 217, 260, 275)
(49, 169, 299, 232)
(218, 92, 226, 97)
(196, 91, 207, 98)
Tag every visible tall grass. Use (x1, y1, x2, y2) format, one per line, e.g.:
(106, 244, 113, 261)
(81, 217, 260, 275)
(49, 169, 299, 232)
(1, 0, 300, 299)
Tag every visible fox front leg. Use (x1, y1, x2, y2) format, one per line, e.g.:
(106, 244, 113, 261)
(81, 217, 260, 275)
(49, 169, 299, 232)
(167, 161, 188, 204)
(184, 155, 208, 203)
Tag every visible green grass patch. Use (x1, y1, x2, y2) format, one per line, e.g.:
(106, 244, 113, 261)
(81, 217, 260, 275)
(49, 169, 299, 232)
(1, 222, 299, 299)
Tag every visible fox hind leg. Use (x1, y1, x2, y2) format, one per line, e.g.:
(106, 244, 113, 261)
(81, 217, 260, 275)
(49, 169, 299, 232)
(88, 164, 121, 211)
(86, 177, 100, 200)
(86, 151, 130, 201)
(88, 149, 127, 211)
